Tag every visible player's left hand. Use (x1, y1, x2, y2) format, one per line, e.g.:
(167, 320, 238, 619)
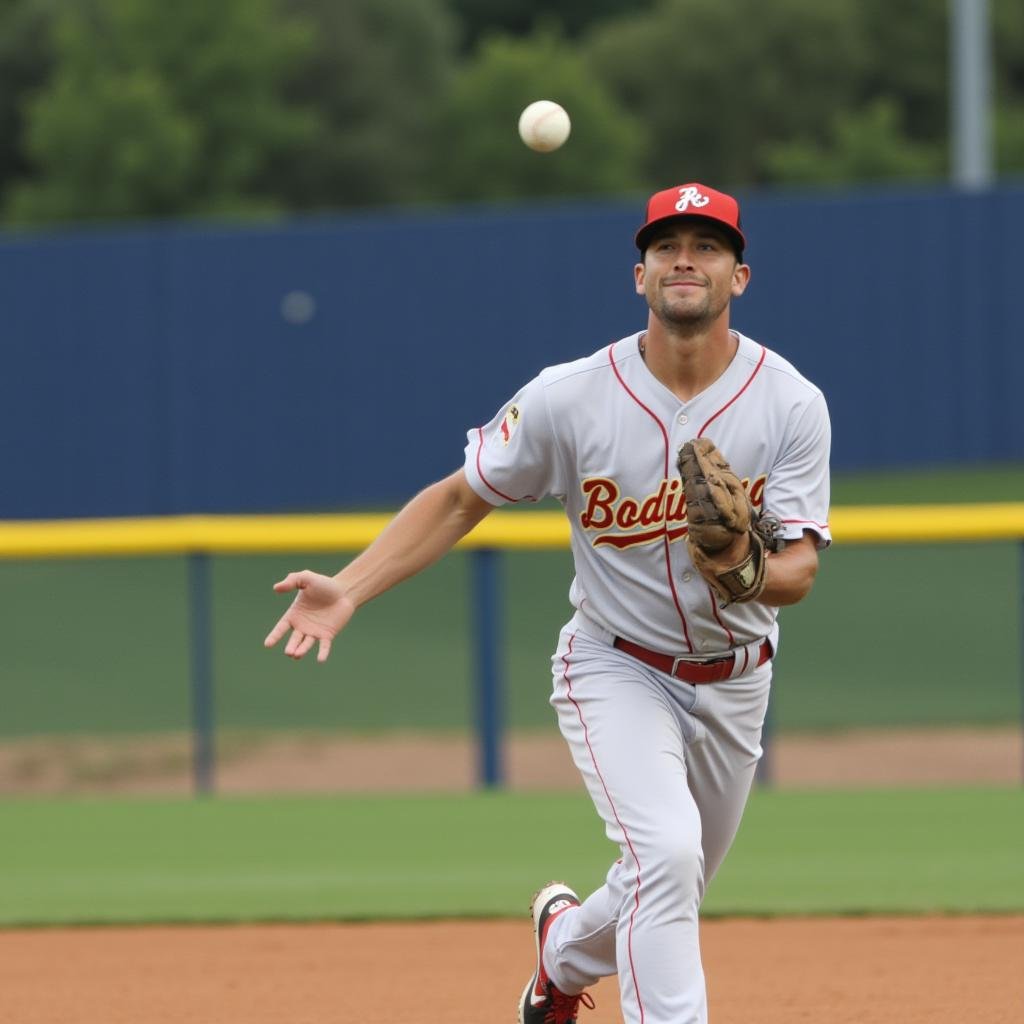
(263, 570, 356, 663)
(678, 438, 780, 605)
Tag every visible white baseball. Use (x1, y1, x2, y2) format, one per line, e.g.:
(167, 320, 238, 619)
(518, 100, 571, 153)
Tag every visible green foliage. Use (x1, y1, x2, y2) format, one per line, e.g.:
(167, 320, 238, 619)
(582, 0, 874, 189)
(994, 0, 1024, 174)
(9, 69, 201, 221)
(267, 0, 458, 209)
(0, 0, 57, 190)
(753, 0, 950, 187)
(581, 0, 1024, 189)
(994, 0, 1024, 95)
(763, 99, 945, 186)
(450, 0, 657, 49)
(429, 29, 645, 201)
(5, 0, 317, 225)
(2, 0, 1024, 225)
(855, 0, 951, 145)
(995, 100, 1024, 173)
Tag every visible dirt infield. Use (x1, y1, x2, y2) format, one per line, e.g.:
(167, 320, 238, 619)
(3, 915, 1022, 1023)
(1, 725, 1020, 794)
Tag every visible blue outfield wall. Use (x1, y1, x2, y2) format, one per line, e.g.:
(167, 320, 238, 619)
(1, 184, 1023, 519)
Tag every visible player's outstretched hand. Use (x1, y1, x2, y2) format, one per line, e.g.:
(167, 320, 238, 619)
(263, 570, 356, 663)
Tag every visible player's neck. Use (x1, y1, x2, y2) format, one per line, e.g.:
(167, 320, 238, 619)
(640, 322, 738, 403)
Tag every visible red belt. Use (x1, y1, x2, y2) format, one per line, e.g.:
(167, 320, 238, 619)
(613, 636, 772, 684)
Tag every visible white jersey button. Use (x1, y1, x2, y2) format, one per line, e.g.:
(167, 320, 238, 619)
(677, 413, 689, 425)
(682, 571, 693, 582)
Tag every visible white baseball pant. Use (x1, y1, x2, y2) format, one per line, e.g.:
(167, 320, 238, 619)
(543, 612, 772, 1024)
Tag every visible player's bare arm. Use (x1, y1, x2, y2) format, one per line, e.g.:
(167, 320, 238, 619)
(760, 532, 819, 606)
(264, 469, 493, 663)
(686, 526, 819, 608)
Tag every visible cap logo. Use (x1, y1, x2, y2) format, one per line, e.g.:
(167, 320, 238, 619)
(674, 186, 710, 212)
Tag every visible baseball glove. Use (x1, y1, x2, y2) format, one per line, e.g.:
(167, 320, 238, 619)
(677, 438, 781, 605)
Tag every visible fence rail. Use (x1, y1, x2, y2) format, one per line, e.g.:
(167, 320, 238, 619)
(3, 502, 1024, 557)
(4, 504, 1023, 791)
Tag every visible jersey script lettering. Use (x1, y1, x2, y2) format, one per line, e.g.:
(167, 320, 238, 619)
(579, 473, 766, 549)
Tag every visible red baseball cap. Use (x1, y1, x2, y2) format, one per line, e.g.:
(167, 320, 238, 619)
(635, 183, 746, 259)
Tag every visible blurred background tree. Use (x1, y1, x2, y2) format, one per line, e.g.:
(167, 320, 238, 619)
(763, 99, 944, 186)
(584, 0, 890, 189)
(4, 0, 317, 224)
(993, 0, 1024, 170)
(427, 28, 643, 201)
(759, 0, 949, 186)
(0, 0, 1022, 228)
(265, 0, 458, 210)
(448, 0, 657, 50)
(0, 0, 56, 202)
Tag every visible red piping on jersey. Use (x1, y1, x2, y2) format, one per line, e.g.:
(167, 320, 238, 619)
(474, 426, 518, 503)
(561, 632, 646, 1024)
(782, 517, 831, 531)
(608, 344, 694, 652)
(708, 588, 736, 646)
(697, 344, 767, 439)
(695, 343, 765, 648)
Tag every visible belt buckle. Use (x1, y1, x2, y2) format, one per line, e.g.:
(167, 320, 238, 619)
(670, 652, 730, 676)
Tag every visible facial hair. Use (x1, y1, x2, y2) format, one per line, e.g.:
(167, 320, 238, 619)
(651, 281, 730, 334)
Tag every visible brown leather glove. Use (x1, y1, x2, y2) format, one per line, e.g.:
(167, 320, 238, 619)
(677, 438, 781, 605)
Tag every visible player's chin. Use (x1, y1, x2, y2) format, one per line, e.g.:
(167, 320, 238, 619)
(657, 300, 711, 327)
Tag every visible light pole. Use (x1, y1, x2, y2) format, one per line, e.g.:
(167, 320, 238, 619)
(949, 0, 993, 189)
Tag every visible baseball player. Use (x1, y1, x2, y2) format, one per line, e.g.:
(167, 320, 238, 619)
(264, 182, 831, 1024)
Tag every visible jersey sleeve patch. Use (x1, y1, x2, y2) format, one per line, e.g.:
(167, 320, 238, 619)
(498, 404, 522, 445)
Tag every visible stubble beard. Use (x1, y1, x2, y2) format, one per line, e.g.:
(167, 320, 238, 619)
(652, 286, 729, 335)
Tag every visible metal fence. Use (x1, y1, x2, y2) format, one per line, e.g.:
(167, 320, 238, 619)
(2, 504, 1022, 792)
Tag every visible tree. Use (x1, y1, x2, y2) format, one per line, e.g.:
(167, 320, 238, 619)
(5, 0, 317, 225)
(448, 0, 656, 50)
(855, 0, 950, 146)
(0, 0, 59, 199)
(266, 0, 458, 210)
(582, 0, 873, 189)
(994, 0, 1024, 174)
(427, 29, 645, 202)
(6, 0, 1022, 226)
(848, 0, 1024, 180)
(763, 99, 944, 186)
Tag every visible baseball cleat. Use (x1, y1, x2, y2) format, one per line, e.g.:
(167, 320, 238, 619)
(518, 882, 595, 1024)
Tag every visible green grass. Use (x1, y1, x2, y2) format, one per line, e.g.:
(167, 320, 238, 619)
(830, 462, 1024, 505)
(710, 787, 1024, 914)
(770, 541, 1022, 729)
(2, 787, 1021, 926)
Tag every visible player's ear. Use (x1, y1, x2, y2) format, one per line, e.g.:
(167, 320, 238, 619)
(731, 262, 750, 298)
(634, 261, 646, 295)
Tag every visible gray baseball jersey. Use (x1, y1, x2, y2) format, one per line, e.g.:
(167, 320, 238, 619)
(464, 329, 831, 656)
